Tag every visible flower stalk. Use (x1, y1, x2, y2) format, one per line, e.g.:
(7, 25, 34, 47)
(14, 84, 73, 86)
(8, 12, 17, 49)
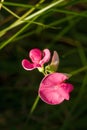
(70, 65, 87, 76)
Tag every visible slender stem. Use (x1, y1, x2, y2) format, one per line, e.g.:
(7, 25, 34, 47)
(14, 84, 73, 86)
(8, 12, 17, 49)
(0, 0, 64, 37)
(70, 65, 87, 76)
(0, 0, 4, 9)
(0, 20, 34, 49)
(25, 95, 39, 125)
(29, 66, 46, 116)
(29, 95, 39, 115)
(2, 5, 20, 18)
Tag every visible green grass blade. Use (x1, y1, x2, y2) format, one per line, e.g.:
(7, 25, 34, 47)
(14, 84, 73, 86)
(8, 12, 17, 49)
(0, 0, 64, 37)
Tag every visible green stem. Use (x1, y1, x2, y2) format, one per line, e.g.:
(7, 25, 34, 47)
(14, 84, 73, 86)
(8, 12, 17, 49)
(29, 95, 39, 115)
(2, 5, 20, 18)
(25, 95, 39, 125)
(70, 65, 87, 76)
(0, 0, 64, 37)
(29, 66, 46, 116)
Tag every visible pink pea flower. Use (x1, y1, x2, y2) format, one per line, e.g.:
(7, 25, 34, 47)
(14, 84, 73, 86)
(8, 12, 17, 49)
(39, 73, 74, 105)
(22, 48, 51, 70)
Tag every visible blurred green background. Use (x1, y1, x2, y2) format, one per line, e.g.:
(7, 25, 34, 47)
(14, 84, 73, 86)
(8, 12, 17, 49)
(0, 0, 87, 130)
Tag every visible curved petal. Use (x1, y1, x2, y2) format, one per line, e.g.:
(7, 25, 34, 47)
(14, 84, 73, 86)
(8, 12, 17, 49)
(56, 86, 69, 100)
(29, 48, 42, 64)
(38, 73, 70, 105)
(40, 49, 51, 65)
(39, 73, 68, 88)
(22, 59, 35, 70)
(61, 83, 74, 93)
(39, 87, 64, 105)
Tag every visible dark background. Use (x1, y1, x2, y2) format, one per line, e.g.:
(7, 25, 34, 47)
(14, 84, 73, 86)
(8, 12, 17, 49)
(0, 0, 87, 130)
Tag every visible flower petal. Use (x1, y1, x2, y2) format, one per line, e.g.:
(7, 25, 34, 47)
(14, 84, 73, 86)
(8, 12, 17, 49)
(56, 86, 69, 100)
(39, 73, 68, 88)
(61, 83, 74, 93)
(38, 73, 71, 105)
(22, 59, 35, 70)
(40, 49, 51, 65)
(39, 87, 64, 105)
(29, 48, 42, 64)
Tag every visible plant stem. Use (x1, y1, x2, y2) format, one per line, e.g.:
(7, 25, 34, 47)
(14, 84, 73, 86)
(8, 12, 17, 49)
(2, 5, 20, 18)
(29, 95, 39, 115)
(0, 0, 64, 37)
(70, 65, 87, 76)
(25, 95, 39, 125)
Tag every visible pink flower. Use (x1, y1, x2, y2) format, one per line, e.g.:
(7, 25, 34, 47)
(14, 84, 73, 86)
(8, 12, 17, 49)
(22, 48, 51, 70)
(39, 73, 74, 105)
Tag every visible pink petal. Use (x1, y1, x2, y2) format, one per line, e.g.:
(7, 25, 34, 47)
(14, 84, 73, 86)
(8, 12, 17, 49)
(38, 73, 71, 105)
(56, 86, 69, 100)
(61, 83, 74, 93)
(39, 73, 68, 88)
(22, 59, 35, 70)
(39, 49, 51, 65)
(29, 48, 42, 64)
(39, 88, 64, 105)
